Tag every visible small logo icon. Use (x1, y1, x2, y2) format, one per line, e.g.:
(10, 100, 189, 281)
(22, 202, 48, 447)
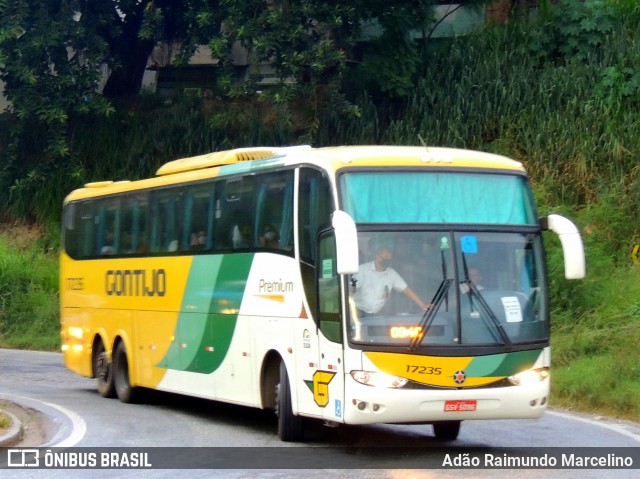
(7, 449, 40, 467)
(304, 370, 337, 407)
(453, 370, 467, 384)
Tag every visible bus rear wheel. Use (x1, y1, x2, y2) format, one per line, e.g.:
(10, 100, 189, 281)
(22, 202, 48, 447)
(275, 361, 304, 442)
(113, 341, 138, 403)
(94, 342, 115, 398)
(433, 421, 461, 441)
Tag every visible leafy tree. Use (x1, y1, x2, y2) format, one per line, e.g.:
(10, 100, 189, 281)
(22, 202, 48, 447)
(99, 0, 225, 98)
(0, 0, 113, 218)
(368, 0, 494, 97)
(0, 1, 219, 217)
(0, 0, 494, 218)
(209, 0, 493, 133)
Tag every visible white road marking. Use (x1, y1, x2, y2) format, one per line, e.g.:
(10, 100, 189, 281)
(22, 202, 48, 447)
(547, 409, 640, 444)
(0, 393, 87, 447)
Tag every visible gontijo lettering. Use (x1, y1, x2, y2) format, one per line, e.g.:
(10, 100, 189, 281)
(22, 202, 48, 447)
(105, 269, 166, 296)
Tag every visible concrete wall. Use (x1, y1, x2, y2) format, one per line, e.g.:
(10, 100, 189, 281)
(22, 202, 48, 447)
(0, 79, 9, 111)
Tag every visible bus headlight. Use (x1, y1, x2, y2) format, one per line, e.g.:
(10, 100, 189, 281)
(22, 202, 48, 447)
(508, 367, 549, 386)
(351, 370, 408, 388)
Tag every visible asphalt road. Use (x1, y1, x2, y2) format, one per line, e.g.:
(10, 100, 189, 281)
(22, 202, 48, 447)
(1, 348, 639, 478)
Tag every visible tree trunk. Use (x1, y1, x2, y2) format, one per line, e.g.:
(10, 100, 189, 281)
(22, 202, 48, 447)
(100, 2, 156, 99)
(102, 38, 156, 99)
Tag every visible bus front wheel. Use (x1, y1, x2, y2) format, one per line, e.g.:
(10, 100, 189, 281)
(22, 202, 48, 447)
(113, 341, 138, 404)
(93, 341, 115, 398)
(275, 361, 304, 441)
(433, 421, 461, 441)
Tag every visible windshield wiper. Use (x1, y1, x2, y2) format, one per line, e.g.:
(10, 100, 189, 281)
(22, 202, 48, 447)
(460, 251, 510, 345)
(409, 278, 452, 350)
(465, 282, 511, 345)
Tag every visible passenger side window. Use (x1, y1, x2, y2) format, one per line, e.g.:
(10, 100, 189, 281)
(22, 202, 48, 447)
(96, 198, 120, 255)
(298, 168, 333, 263)
(254, 170, 294, 252)
(121, 193, 149, 254)
(150, 189, 183, 252)
(219, 177, 254, 250)
(185, 185, 216, 251)
(64, 201, 95, 259)
(317, 232, 341, 343)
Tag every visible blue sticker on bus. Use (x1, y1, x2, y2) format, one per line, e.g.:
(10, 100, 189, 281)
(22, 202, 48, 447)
(335, 399, 342, 418)
(461, 236, 478, 254)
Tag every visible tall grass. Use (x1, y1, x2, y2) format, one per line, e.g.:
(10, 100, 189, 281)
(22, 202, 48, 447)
(0, 230, 59, 350)
(550, 265, 640, 420)
(317, 6, 640, 209)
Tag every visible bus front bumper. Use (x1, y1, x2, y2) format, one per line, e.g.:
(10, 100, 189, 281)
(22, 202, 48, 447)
(342, 374, 549, 425)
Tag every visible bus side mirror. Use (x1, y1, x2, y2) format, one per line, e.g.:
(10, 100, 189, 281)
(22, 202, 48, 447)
(540, 214, 586, 279)
(332, 210, 359, 275)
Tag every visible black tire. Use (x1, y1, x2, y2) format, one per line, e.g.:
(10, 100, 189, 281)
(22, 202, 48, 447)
(276, 361, 304, 441)
(433, 421, 461, 441)
(113, 341, 138, 403)
(93, 342, 115, 398)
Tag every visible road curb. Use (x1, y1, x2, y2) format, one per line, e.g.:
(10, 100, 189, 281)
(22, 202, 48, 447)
(0, 408, 23, 447)
(0, 393, 87, 448)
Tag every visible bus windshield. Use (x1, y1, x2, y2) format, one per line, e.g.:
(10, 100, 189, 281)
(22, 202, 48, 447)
(339, 170, 546, 347)
(346, 230, 547, 347)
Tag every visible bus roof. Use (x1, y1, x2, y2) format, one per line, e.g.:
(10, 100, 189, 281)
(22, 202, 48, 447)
(304, 146, 524, 170)
(64, 145, 526, 202)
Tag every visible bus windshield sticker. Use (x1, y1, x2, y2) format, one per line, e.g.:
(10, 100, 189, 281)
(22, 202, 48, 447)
(322, 259, 333, 278)
(460, 235, 478, 254)
(501, 296, 523, 323)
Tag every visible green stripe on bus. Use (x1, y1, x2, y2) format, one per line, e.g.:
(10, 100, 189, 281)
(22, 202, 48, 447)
(157, 253, 254, 373)
(465, 349, 541, 377)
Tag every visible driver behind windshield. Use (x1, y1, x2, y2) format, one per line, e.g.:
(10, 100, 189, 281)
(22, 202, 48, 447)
(351, 244, 430, 317)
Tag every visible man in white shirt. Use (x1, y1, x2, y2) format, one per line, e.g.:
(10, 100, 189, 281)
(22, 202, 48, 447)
(352, 246, 430, 316)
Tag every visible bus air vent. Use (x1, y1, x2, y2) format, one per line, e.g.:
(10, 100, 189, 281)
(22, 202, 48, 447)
(83, 181, 115, 188)
(156, 147, 277, 176)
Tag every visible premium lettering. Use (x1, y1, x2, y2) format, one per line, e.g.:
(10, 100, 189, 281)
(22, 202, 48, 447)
(105, 269, 166, 297)
(258, 278, 294, 293)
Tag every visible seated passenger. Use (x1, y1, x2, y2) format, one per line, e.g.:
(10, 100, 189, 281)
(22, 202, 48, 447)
(259, 224, 280, 249)
(190, 230, 207, 250)
(232, 224, 250, 249)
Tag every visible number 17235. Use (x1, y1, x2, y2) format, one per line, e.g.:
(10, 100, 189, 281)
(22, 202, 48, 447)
(405, 365, 442, 375)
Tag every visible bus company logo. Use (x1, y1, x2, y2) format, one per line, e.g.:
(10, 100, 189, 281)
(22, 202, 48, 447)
(304, 370, 336, 407)
(105, 269, 166, 297)
(453, 370, 467, 384)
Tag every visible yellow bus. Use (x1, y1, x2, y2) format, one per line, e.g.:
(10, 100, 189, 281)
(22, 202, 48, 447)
(61, 145, 585, 441)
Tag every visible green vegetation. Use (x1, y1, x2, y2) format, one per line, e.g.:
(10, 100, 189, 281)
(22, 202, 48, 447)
(1, 1, 639, 421)
(0, 411, 11, 430)
(0, 225, 59, 350)
(0, 0, 491, 223)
